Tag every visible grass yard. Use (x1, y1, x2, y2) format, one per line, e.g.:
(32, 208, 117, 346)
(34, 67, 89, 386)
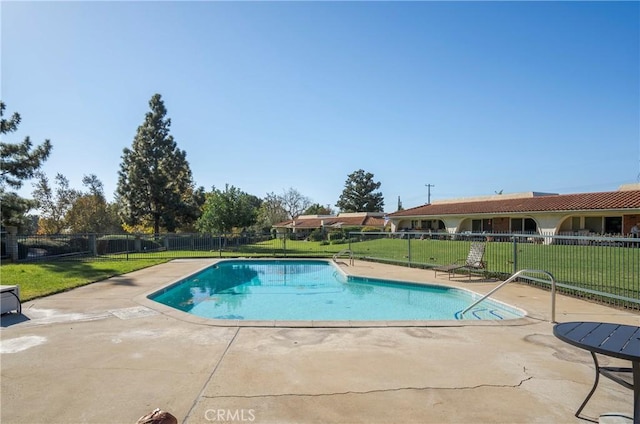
(352, 238, 638, 288)
(103, 239, 349, 259)
(1, 259, 168, 301)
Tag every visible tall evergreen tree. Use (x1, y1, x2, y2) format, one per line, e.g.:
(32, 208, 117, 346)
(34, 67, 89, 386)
(335, 169, 385, 213)
(0, 101, 52, 229)
(116, 94, 200, 235)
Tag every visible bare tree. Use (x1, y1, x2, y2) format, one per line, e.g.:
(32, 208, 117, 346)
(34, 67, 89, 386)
(256, 192, 288, 230)
(280, 188, 311, 219)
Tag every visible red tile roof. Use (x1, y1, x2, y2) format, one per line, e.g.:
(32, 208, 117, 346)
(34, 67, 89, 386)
(274, 215, 386, 229)
(389, 190, 640, 217)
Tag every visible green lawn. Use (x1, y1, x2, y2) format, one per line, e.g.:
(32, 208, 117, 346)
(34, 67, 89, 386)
(351, 238, 638, 291)
(1, 259, 168, 301)
(103, 239, 349, 259)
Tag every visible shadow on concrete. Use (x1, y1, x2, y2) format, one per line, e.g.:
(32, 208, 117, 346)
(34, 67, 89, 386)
(0, 313, 30, 327)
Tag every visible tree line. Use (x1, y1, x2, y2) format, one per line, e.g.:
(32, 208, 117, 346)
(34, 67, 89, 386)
(1, 95, 385, 236)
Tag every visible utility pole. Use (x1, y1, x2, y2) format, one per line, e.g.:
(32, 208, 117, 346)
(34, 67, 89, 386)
(425, 184, 435, 204)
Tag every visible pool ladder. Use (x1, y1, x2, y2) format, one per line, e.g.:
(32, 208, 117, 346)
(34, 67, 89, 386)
(460, 269, 557, 323)
(333, 249, 354, 266)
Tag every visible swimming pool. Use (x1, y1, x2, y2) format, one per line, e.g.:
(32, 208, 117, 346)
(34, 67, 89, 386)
(149, 260, 525, 322)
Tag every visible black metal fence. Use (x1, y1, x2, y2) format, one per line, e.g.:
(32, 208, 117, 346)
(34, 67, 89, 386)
(4, 231, 639, 310)
(350, 231, 639, 310)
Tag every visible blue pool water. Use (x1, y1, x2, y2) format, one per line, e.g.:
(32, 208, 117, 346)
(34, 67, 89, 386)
(149, 260, 524, 321)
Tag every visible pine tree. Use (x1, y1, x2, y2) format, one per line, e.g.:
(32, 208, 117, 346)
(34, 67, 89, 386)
(0, 101, 52, 229)
(335, 169, 385, 213)
(116, 94, 200, 235)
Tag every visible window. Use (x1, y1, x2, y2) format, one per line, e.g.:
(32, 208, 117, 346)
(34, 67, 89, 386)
(511, 218, 537, 233)
(584, 217, 602, 233)
(604, 216, 622, 234)
(511, 218, 523, 232)
(524, 218, 537, 232)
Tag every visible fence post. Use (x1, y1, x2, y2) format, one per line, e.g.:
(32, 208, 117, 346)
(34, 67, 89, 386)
(512, 236, 518, 274)
(283, 232, 287, 257)
(88, 234, 97, 257)
(407, 236, 412, 267)
(6, 226, 18, 262)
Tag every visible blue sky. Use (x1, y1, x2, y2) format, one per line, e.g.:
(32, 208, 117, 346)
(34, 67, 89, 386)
(2, 1, 639, 211)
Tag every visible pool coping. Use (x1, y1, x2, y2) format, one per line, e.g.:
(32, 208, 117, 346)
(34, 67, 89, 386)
(135, 258, 533, 328)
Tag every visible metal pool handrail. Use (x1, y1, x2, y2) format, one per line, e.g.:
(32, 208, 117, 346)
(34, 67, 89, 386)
(460, 269, 557, 322)
(333, 249, 354, 266)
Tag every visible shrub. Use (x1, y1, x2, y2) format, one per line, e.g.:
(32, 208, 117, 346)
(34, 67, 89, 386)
(328, 231, 343, 242)
(140, 238, 163, 251)
(95, 235, 164, 254)
(69, 237, 89, 251)
(308, 229, 324, 242)
(361, 226, 381, 233)
(167, 234, 222, 251)
(96, 235, 135, 254)
(341, 226, 361, 234)
(17, 237, 78, 260)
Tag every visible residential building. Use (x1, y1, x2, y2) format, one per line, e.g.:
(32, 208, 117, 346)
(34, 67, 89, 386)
(273, 212, 386, 239)
(387, 184, 640, 238)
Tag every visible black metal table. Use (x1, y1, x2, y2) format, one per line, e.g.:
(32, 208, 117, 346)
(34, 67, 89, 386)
(553, 321, 639, 424)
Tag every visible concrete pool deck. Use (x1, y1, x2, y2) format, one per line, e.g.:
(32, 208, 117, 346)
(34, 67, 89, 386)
(1, 258, 638, 424)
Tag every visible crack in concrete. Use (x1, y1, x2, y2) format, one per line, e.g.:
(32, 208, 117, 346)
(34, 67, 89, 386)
(184, 327, 241, 422)
(203, 376, 534, 399)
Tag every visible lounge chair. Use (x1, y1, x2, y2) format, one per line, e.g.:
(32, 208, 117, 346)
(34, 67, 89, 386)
(433, 242, 487, 280)
(0, 285, 21, 314)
